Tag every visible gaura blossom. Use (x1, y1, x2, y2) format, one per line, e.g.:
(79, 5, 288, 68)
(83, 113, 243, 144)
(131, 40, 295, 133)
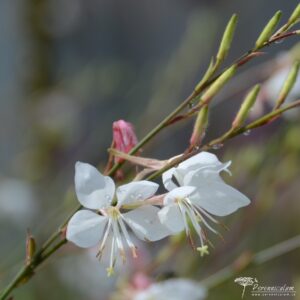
(112, 120, 138, 163)
(133, 278, 207, 300)
(159, 152, 250, 252)
(66, 162, 169, 276)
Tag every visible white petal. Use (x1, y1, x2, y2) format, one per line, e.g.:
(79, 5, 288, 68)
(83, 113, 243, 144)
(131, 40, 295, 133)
(190, 182, 250, 216)
(178, 152, 231, 175)
(158, 204, 185, 234)
(182, 166, 228, 187)
(66, 210, 108, 248)
(134, 279, 207, 300)
(162, 167, 177, 191)
(164, 186, 196, 205)
(123, 205, 170, 241)
(179, 151, 221, 170)
(116, 181, 159, 206)
(75, 162, 115, 209)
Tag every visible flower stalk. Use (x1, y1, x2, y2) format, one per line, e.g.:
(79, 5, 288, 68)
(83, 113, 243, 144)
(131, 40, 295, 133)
(1, 6, 300, 299)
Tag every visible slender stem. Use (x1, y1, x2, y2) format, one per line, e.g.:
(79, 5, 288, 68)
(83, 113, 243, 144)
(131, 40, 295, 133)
(0, 267, 28, 300)
(0, 239, 67, 300)
(0, 26, 299, 300)
(200, 235, 300, 288)
(41, 240, 68, 262)
(202, 99, 300, 150)
(108, 29, 299, 176)
(107, 90, 197, 175)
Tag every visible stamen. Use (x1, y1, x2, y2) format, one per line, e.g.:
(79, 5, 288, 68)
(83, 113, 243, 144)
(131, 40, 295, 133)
(107, 236, 116, 277)
(192, 208, 219, 235)
(177, 201, 190, 236)
(178, 202, 197, 249)
(184, 204, 204, 247)
(196, 205, 219, 224)
(96, 219, 112, 259)
(119, 216, 138, 258)
(112, 219, 126, 263)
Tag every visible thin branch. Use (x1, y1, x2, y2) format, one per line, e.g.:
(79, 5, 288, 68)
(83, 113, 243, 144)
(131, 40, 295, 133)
(200, 235, 300, 288)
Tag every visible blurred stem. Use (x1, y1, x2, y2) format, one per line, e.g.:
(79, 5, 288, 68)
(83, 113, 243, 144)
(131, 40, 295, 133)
(200, 235, 300, 288)
(1, 21, 299, 300)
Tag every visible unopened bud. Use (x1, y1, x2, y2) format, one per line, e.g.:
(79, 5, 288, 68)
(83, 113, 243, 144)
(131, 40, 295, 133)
(288, 3, 300, 25)
(216, 14, 238, 63)
(26, 230, 36, 266)
(194, 58, 215, 92)
(275, 61, 300, 109)
(201, 65, 237, 105)
(255, 11, 282, 50)
(190, 105, 209, 147)
(232, 85, 260, 128)
(112, 120, 138, 164)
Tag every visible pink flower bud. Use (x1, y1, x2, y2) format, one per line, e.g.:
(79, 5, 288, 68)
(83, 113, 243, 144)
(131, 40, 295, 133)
(132, 272, 152, 290)
(112, 120, 138, 163)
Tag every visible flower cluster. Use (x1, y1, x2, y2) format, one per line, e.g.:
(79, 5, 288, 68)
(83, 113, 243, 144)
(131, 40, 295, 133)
(66, 152, 250, 275)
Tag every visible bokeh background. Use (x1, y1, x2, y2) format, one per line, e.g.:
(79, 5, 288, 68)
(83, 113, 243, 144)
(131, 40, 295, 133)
(0, 0, 300, 299)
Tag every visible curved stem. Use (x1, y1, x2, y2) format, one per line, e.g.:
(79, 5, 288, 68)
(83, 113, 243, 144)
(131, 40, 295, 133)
(200, 235, 300, 289)
(0, 27, 299, 300)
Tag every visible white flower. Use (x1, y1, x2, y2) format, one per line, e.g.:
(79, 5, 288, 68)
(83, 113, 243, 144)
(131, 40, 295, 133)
(66, 162, 170, 276)
(134, 278, 207, 300)
(159, 152, 250, 251)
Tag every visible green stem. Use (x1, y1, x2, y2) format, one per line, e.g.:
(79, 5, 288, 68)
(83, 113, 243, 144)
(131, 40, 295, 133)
(0, 239, 67, 300)
(202, 99, 300, 150)
(0, 25, 299, 300)
(147, 99, 300, 180)
(0, 267, 28, 300)
(108, 91, 197, 175)
(200, 235, 300, 288)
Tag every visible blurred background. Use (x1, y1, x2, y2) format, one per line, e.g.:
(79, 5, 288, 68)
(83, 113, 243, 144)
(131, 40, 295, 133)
(0, 0, 300, 299)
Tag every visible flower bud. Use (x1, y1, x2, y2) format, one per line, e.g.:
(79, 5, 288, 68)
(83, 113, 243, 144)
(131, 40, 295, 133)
(216, 14, 238, 63)
(288, 3, 300, 25)
(201, 65, 237, 105)
(232, 85, 260, 128)
(254, 11, 282, 50)
(275, 61, 300, 109)
(26, 230, 36, 266)
(194, 58, 215, 92)
(112, 120, 138, 163)
(190, 105, 209, 147)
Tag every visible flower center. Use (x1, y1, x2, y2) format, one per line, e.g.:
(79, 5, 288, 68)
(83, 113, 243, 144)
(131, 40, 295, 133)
(106, 206, 120, 220)
(96, 206, 138, 276)
(175, 196, 219, 254)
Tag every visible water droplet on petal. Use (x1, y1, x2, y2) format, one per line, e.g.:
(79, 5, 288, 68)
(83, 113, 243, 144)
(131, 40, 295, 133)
(105, 194, 111, 200)
(243, 129, 251, 136)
